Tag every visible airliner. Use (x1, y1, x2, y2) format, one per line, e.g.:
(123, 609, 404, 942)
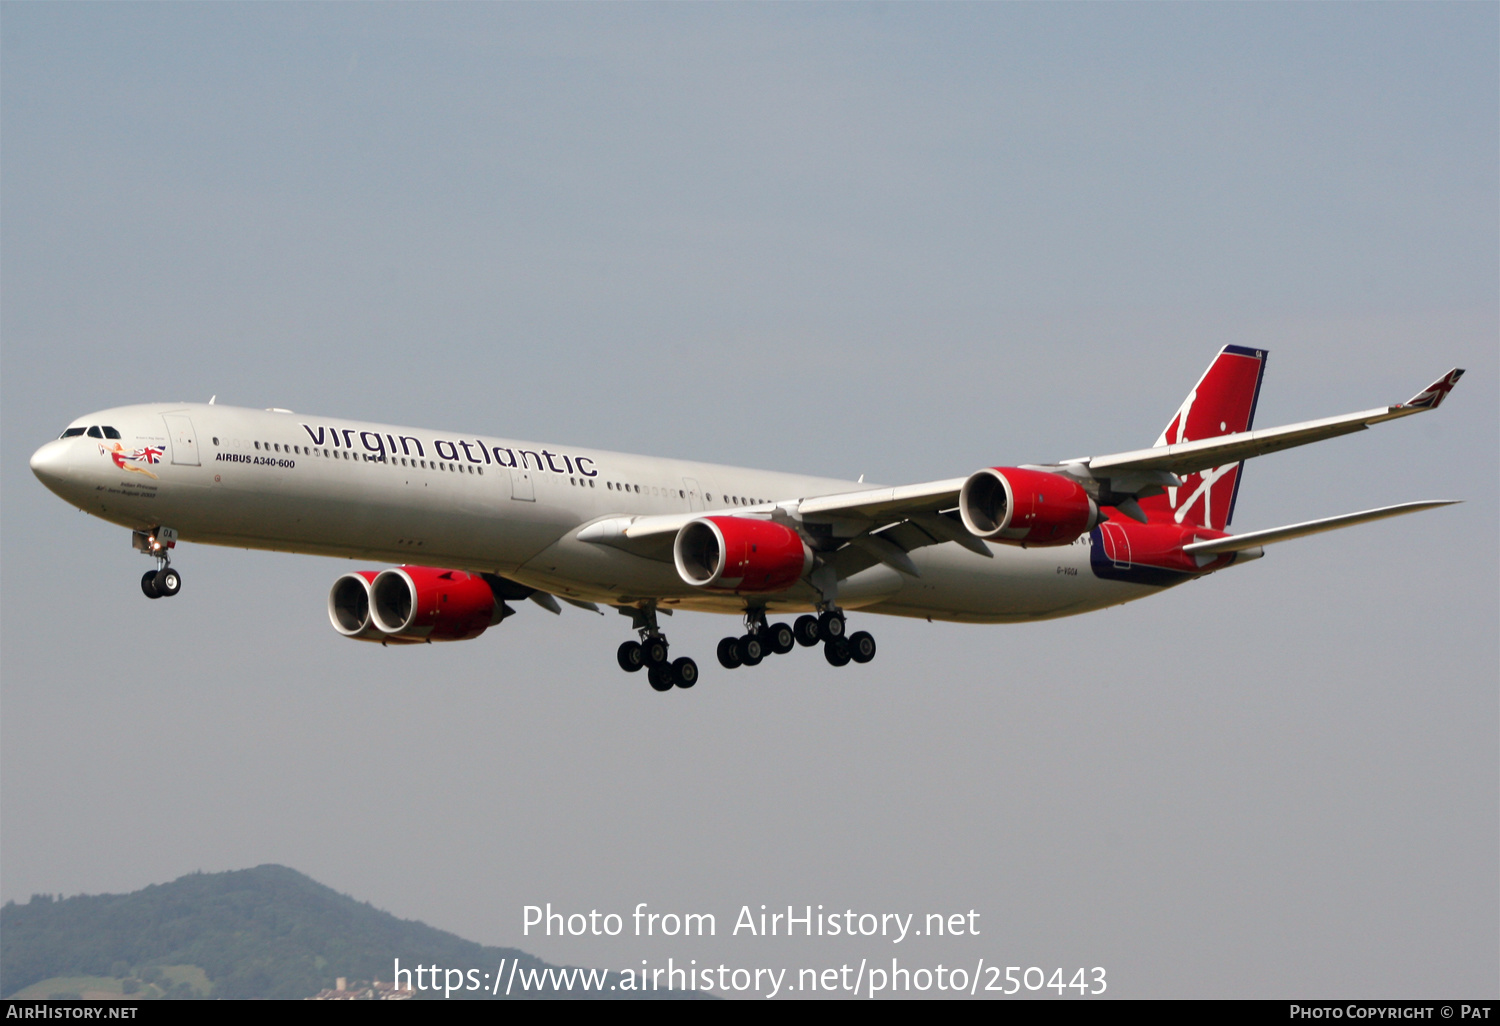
(30, 348, 1463, 692)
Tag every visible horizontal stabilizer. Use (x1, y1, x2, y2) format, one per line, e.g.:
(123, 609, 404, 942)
(1181, 500, 1459, 555)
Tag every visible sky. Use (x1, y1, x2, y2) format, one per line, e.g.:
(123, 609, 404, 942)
(2, 3, 1495, 999)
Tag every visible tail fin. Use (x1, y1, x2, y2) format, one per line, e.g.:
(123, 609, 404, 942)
(1138, 345, 1268, 530)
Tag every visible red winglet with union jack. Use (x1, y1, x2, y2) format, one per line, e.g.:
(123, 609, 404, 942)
(1399, 368, 1465, 410)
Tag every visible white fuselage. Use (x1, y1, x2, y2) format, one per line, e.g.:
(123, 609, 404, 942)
(31, 402, 1161, 624)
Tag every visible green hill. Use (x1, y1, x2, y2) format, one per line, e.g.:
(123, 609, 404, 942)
(1, 865, 680, 1000)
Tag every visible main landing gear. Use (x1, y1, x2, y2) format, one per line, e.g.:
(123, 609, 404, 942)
(617, 604, 698, 692)
(617, 603, 875, 691)
(717, 608, 875, 671)
(135, 527, 183, 599)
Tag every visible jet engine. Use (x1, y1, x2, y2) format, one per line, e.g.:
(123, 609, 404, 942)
(674, 516, 812, 593)
(328, 566, 509, 643)
(959, 467, 1102, 547)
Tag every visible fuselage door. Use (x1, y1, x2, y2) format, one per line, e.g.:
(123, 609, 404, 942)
(682, 477, 704, 512)
(162, 414, 200, 466)
(510, 467, 535, 501)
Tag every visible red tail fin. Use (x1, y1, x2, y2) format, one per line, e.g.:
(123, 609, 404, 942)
(1138, 346, 1267, 530)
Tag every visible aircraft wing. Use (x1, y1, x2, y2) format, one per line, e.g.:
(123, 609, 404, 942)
(574, 477, 978, 571)
(577, 477, 967, 542)
(576, 367, 1464, 572)
(791, 478, 967, 519)
(1073, 368, 1464, 479)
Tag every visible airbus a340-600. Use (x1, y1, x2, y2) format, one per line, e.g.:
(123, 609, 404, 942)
(30, 348, 1463, 692)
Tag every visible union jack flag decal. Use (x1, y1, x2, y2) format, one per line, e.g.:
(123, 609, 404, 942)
(101, 442, 163, 478)
(1401, 368, 1465, 410)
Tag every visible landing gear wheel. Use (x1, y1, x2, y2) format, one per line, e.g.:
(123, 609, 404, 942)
(736, 634, 764, 667)
(647, 665, 674, 692)
(617, 640, 645, 673)
(794, 615, 821, 647)
(817, 610, 845, 642)
(153, 567, 182, 598)
(672, 657, 699, 689)
(141, 570, 163, 599)
(717, 637, 743, 669)
(848, 631, 876, 664)
(823, 638, 852, 667)
(644, 638, 670, 666)
(767, 622, 795, 655)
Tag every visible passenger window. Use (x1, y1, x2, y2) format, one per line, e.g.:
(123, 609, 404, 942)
(61, 427, 86, 438)
(103, 427, 121, 439)
(255, 441, 261, 449)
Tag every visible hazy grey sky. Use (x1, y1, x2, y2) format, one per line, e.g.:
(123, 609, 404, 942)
(3, 3, 1495, 998)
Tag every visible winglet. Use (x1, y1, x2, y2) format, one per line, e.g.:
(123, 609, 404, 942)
(1401, 368, 1465, 410)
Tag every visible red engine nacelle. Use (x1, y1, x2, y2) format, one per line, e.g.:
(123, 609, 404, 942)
(674, 516, 812, 594)
(329, 566, 504, 643)
(958, 467, 1102, 547)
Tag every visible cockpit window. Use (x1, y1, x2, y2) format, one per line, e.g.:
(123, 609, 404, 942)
(86, 426, 104, 439)
(102, 426, 121, 439)
(60, 427, 86, 438)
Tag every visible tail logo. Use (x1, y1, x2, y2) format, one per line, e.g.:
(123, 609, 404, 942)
(1139, 345, 1267, 532)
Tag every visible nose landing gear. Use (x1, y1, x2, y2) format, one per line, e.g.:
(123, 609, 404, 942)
(135, 528, 182, 599)
(141, 566, 182, 599)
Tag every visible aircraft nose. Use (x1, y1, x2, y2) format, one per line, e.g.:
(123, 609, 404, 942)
(30, 440, 74, 492)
